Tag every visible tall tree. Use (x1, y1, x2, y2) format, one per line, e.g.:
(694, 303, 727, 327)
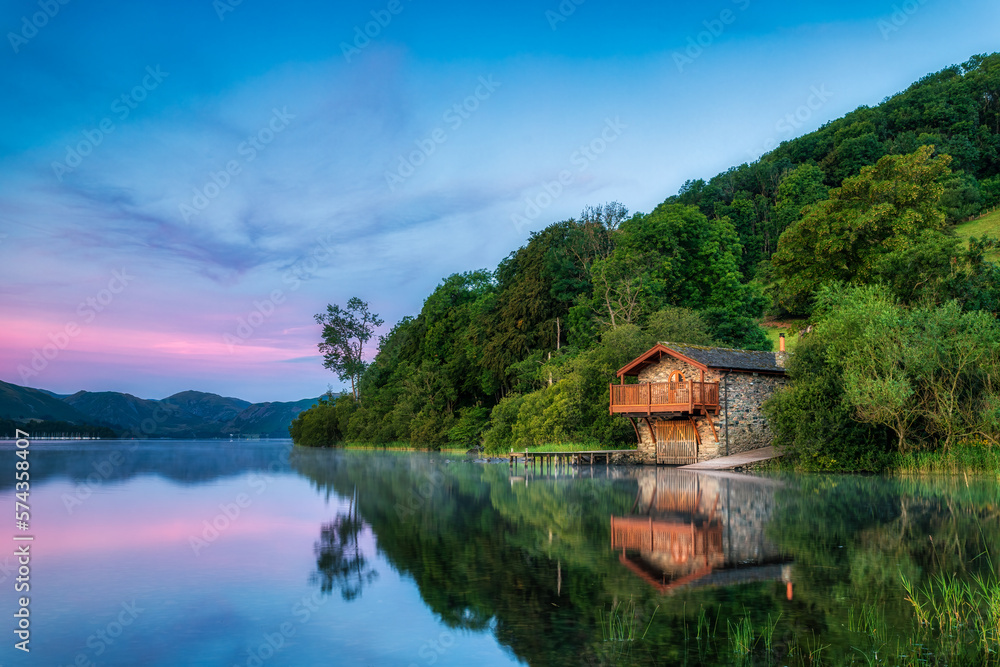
(769, 145, 952, 314)
(315, 298, 384, 401)
(598, 203, 762, 321)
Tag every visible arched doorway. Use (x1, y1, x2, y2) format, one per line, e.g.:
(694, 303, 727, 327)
(668, 371, 690, 404)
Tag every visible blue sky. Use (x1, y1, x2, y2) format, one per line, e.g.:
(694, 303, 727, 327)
(1, 0, 997, 402)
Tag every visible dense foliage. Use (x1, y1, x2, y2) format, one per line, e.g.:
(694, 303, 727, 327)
(674, 53, 1000, 233)
(295, 53, 1000, 466)
(764, 285, 1000, 470)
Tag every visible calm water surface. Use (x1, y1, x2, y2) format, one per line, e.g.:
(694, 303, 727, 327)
(0, 440, 997, 666)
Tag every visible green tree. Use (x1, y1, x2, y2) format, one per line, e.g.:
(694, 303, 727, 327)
(940, 171, 983, 222)
(771, 163, 829, 247)
(592, 203, 764, 325)
(701, 307, 771, 351)
(818, 286, 925, 452)
(817, 285, 1000, 450)
(769, 146, 952, 314)
(763, 331, 892, 471)
(643, 307, 716, 346)
(289, 393, 357, 446)
(315, 298, 384, 401)
(766, 283, 1000, 465)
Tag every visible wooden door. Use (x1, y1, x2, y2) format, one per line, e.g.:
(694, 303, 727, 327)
(654, 420, 697, 465)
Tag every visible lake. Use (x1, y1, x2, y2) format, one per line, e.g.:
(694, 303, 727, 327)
(1, 440, 998, 666)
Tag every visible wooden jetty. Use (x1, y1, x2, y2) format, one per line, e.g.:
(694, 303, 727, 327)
(508, 449, 625, 471)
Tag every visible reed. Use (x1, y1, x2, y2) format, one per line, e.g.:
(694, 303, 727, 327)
(599, 598, 658, 643)
(727, 612, 756, 656)
(900, 560, 1000, 664)
(893, 440, 1000, 475)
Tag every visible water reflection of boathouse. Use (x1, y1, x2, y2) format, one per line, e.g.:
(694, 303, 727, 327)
(610, 468, 792, 596)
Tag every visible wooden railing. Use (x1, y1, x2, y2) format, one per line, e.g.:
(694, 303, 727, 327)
(609, 381, 719, 414)
(610, 516, 723, 562)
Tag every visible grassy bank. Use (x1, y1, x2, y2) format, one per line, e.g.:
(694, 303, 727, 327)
(296, 441, 468, 452)
(761, 440, 1000, 475)
(955, 206, 1000, 262)
(293, 440, 636, 454)
(892, 441, 1000, 475)
(760, 318, 807, 353)
(521, 442, 635, 453)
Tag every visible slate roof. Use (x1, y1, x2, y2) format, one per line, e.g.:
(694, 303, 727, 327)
(662, 342, 786, 373)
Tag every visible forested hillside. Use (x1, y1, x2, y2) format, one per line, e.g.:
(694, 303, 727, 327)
(294, 53, 1000, 467)
(0, 380, 318, 439)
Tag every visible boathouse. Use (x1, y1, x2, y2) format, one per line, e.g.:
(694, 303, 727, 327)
(609, 341, 789, 464)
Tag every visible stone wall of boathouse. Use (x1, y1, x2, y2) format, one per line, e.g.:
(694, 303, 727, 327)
(631, 356, 789, 464)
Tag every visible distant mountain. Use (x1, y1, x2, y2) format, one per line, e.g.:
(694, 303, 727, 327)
(0, 380, 318, 439)
(0, 380, 93, 423)
(36, 388, 71, 399)
(223, 398, 318, 437)
(160, 390, 251, 423)
(63, 390, 218, 438)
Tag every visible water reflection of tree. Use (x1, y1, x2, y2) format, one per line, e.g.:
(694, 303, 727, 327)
(312, 487, 378, 600)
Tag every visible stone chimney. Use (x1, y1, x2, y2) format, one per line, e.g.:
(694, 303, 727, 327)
(775, 333, 790, 368)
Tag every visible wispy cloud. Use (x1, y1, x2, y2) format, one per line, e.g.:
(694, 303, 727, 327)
(2, 0, 997, 401)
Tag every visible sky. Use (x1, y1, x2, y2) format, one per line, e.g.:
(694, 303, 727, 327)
(1, 0, 997, 403)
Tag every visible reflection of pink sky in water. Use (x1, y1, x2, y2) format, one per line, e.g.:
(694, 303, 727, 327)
(39, 514, 321, 556)
(15, 475, 378, 562)
(0, 449, 524, 666)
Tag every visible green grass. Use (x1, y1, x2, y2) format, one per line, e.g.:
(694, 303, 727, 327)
(773, 439, 1000, 475)
(727, 613, 756, 656)
(955, 206, 1000, 262)
(761, 319, 807, 353)
(309, 441, 484, 455)
(335, 441, 435, 451)
(596, 599, 659, 665)
(726, 611, 781, 660)
(892, 440, 1000, 475)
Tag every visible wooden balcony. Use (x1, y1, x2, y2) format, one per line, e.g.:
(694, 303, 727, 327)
(609, 381, 719, 416)
(610, 516, 722, 560)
